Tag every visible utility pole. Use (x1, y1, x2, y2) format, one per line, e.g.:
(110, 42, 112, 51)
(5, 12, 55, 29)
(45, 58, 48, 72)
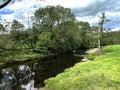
(27, 12, 30, 28)
(98, 12, 106, 55)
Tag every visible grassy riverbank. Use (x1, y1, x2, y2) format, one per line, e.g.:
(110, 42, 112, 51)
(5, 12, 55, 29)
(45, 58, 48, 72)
(45, 45, 120, 90)
(0, 49, 45, 66)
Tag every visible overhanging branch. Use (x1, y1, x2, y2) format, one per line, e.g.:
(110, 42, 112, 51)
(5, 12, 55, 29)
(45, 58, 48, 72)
(0, 0, 12, 9)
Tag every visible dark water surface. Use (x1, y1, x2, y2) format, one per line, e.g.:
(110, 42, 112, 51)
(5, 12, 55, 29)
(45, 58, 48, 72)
(0, 55, 82, 90)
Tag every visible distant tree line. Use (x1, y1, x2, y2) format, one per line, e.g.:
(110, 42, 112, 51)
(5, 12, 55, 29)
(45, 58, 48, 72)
(0, 5, 120, 54)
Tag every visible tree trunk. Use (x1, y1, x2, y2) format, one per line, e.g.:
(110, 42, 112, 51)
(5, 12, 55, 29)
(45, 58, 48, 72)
(98, 24, 102, 55)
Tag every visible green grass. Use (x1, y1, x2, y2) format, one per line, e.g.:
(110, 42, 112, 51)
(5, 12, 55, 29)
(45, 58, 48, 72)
(0, 49, 44, 65)
(45, 45, 120, 90)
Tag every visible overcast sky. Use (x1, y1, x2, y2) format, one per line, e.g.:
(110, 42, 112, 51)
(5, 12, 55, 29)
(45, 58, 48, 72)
(0, 0, 120, 30)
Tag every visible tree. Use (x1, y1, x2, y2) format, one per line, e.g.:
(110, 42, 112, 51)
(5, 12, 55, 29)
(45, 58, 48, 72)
(34, 5, 81, 53)
(102, 29, 120, 45)
(76, 21, 91, 50)
(98, 12, 109, 55)
(0, 23, 5, 31)
(11, 19, 24, 31)
(89, 26, 98, 48)
(34, 5, 75, 28)
(0, 0, 11, 9)
(22, 28, 39, 49)
(10, 19, 24, 48)
(0, 0, 44, 9)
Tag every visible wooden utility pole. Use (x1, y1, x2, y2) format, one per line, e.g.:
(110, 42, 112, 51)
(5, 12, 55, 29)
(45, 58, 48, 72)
(98, 12, 106, 55)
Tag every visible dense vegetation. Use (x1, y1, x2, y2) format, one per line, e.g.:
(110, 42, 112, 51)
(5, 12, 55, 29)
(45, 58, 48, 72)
(0, 4, 120, 90)
(45, 45, 120, 90)
(0, 6, 120, 54)
(0, 5, 120, 65)
(0, 49, 44, 64)
(0, 6, 94, 59)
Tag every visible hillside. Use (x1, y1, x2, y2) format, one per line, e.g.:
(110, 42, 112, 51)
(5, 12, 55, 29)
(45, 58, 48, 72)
(45, 45, 120, 90)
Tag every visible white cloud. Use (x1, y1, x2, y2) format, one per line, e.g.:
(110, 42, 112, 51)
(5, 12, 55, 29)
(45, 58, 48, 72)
(105, 11, 120, 18)
(112, 26, 120, 31)
(8, 0, 39, 10)
(2, 0, 94, 26)
(43, 0, 94, 8)
(76, 15, 99, 26)
(0, 0, 120, 31)
(1, 14, 14, 21)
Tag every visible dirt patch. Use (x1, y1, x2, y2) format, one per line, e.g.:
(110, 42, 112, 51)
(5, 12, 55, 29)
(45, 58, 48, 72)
(86, 48, 98, 54)
(39, 87, 46, 90)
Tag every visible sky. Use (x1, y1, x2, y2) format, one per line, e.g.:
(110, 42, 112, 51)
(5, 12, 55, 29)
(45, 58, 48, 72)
(0, 0, 120, 31)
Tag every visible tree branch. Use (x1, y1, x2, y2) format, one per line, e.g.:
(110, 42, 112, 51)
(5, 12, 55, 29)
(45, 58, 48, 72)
(0, 0, 12, 9)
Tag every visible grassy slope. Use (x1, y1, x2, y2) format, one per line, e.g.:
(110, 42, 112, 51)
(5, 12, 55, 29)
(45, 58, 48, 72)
(45, 45, 120, 90)
(0, 50, 44, 65)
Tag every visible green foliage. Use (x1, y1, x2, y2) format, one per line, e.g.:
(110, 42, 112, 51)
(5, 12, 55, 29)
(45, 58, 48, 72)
(0, 23, 5, 31)
(0, 49, 44, 63)
(87, 52, 98, 60)
(10, 19, 24, 48)
(0, 34, 12, 49)
(76, 21, 92, 49)
(89, 26, 98, 48)
(34, 5, 75, 27)
(33, 5, 82, 53)
(102, 30, 120, 45)
(10, 30, 21, 44)
(11, 19, 24, 31)
(45, 45, 120, 90)
(21, 28, 39, 49)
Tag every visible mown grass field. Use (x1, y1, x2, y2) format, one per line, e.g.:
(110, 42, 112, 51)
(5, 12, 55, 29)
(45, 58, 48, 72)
(45, 45, 120, 90)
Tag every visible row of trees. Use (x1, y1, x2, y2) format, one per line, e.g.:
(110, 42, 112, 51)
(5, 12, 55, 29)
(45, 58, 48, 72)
(0, 5, 120, 53)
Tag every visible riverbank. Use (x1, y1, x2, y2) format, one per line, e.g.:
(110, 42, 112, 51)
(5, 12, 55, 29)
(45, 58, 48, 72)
(0, 49, 45, 66)
(0, 53, 82, 89)
(45, 45, 120, 90)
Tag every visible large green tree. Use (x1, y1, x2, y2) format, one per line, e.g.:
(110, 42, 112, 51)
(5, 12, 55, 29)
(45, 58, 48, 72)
(34, 5, 75, 27)
(34, 5, 81, 53)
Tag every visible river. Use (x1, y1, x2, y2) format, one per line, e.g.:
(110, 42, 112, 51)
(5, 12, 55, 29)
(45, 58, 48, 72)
(0, 55, 82, 90)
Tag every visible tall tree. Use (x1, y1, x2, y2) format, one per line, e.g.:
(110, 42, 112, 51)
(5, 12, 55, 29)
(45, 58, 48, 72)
(34, 5, 75, 28)
(76, 21, 91, 49)
(11, 19, 24, 31)
(10, 19, 24, 48)
(98, 12, 109, 55)
(34, 5, 81, 53)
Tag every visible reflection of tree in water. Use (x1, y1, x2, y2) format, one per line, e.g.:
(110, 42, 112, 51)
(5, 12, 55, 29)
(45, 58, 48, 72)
(0, 65, 35, 90)
(33, 55, 81, 87)
(0, 55, 82, 89)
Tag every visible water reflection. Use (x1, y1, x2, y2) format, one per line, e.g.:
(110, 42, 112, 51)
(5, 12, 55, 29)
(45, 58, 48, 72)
(0, 55, 82, 90)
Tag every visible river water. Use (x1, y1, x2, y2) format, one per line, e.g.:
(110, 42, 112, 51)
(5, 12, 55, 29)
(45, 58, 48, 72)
(0, 55, 82, 90)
